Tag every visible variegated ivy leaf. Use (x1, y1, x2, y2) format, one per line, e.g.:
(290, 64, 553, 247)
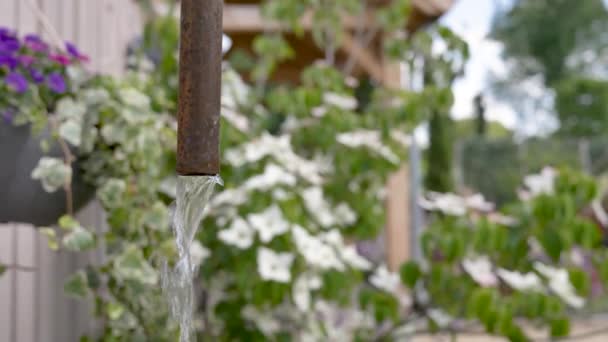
(66, 65, 88, 88)
(81, 88, 110, 105)
(119, 88, 151, 110)
(98, 178, 127, 208)
(106, 302, 125, 321)
(58, 119, 82, 147)
(31, 157, 71, 193)
(101, 124, 127, 144)
(142, 201, 169, 230)
(64, 271, 88, 298)
(113, 245, 158, 285)
(39, 227, 59, 251)
(55, 97, 86, 120)
(63, 226, 96, 251)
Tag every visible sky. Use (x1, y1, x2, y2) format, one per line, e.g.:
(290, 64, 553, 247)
(440, 0, 519, 129)
(440, 0, 608, 137)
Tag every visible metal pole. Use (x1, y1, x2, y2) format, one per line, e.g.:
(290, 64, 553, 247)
(177, 0, 223, 176)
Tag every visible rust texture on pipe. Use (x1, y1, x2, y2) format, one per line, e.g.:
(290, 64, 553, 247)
(177, 0, 223, 176)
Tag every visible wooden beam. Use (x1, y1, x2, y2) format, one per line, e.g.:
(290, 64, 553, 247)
(340, 32, 386, 85)
(222, 4, 373, 33)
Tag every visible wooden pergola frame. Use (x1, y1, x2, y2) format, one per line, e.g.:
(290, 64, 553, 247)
(222, 0, 454, 87)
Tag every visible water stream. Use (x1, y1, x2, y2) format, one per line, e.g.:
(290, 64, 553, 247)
(161, 175, 222, 342)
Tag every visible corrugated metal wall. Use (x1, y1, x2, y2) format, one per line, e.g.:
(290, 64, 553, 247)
(0, 1, 142, 341)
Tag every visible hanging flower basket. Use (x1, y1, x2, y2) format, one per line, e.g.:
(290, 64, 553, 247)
(0, 123, 93, 226)
(0, 28, 93, 226)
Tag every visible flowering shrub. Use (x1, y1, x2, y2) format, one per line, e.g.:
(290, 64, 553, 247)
(414, 167, 607, 340)
(0, 28, 88, 126)
(7, 2, 608, 342)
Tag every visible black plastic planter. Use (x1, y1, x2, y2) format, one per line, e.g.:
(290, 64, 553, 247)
(0, 123, 94, 226)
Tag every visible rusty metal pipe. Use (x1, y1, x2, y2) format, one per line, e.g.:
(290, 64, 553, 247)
(177, 0, 223, 176)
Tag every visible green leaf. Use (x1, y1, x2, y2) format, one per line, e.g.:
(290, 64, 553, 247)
(539, 228, 563, 262)
(58, 215, 80, 231)
(97, 179, 127, 209)
(113, 245, 158, 285)
(400, 261, 422, 288)
(550, 317, 570, 338)
(58, 119, 82, 147)
(0, 264, 5, 276)
(568, 268, 590, 296)
(63, 227, 96, 251)
(106, 302, 125, 321)
(31, 157, 71, 193)
(64, 271, 88, 298)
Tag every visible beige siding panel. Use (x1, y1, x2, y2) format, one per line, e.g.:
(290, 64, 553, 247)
(0, 0, 16, 28)
(0, 226, 15, 342)
(16, 1, 38, 35)
(16, 272, 36, 342)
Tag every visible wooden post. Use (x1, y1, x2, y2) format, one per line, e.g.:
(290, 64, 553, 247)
(385, 165, 411, 271)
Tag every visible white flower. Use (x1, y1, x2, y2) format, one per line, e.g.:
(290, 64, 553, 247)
(222, 107, 250, 133)
(419, 192, 467, 216)
(209, 188, 248, 209)
(302, 187, 336, 228)
(534, 262, 585, 308)
(241, 305, 280, 336)
(420, 192, 495, 216)
(462, 256, 498, 287)
(341, 245, 372, 270)
(335, 203, 357, 225)
(311, 106, 328, 117)
(428, 309, 452, 328)
(293, 226, 344, 270)
(336, 130, 399, 164)
(190, 241, 210, 268)
(292, 273, 322, 311)
(488, 213, 518, 226)
(465, 194, 494, 212)
(248, 205, 290, 243)
(390, 130, 412, 147)
(522, 167, 556, 198)
(223, 133, 324, 184)
(243, 164, 296, 191)
(257, 247, 294, 283)
(496, 268, 543, 292)
(272, 188, 290, 200)
(370, 265, 401, 294)
(323, 92, 358, 110)
(218, 218, 254, 249)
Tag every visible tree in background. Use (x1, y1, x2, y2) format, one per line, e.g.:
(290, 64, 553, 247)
(555, 78, 608, 137)
(492, 0, 608, 136)
(474, 94, 487, 137)
(493, 0, 608, 86)
(426, 109, 454, 192)
(415, 27, 468, 193)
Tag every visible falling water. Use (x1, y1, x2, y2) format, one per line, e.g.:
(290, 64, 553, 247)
(162, 175, 222, 342)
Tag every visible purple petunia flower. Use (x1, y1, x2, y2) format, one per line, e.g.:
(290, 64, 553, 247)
(1, 108, 15, 123)
(30, 68, 44, 84)
(0, 29, 20, 54)
(47, 72, 66, 93)
(65, 41, 89, 62)
(24, 34, 48, 53)
(5, 72, 29, 93)
(50, 54, 71, 66)
(18, 55, 35, 67)
(0, 55, 18, 69)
